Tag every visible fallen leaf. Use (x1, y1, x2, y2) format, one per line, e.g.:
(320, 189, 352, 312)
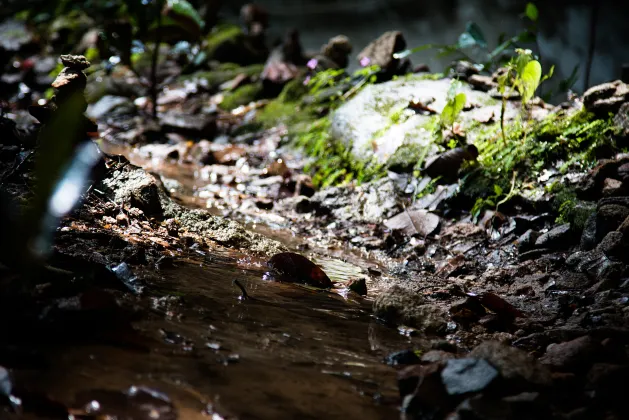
(267, 252, 333, 288)
(408, 100, 437, 115)
(384, 209, 440, 237)
(476, 292, 525, 318)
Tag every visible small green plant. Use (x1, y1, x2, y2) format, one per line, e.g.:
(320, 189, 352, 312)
(394, 3, 539, 72)
(440, 80, 466, 131)
(496, 48, 553, 143)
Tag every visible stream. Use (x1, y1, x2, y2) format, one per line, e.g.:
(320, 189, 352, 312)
(16, 141, 423, 419)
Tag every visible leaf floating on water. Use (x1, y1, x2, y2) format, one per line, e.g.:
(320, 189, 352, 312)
(477, 292, 525, 318)
(384, 210, 440, 237)
(267, 252, 333, 289)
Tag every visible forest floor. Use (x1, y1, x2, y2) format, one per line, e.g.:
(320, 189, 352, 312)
(2, 6, 629, 419)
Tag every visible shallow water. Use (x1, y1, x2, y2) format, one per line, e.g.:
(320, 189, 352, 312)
(19, 250, 417, 419)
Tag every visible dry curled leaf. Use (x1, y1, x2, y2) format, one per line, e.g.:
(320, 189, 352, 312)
(384, 209, 440, 237)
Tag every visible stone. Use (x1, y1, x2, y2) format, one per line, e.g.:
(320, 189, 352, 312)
(613, 102, 629, 139)
(565, 250, 624, 286)
(330, 77, 522, 165)
(59, 54, 91, 70)
(357, 30, 406, 72)
(373, 285, 448, 333)
(534, 224, 573, 250)
(385, 349, 421, 366)
(602, 178, 625, 197)
(311, 178, 401, 224)
(320, 35, 352, 69)
(421, 350, 457, 364)
(87, 95, 136, 120)
(581, 204, 629, 250)
(583, 80, 629, 116)
(596, 231, 627, 261)
(539, 336, 601, 372)
(441, 358, 499, 395)
(469, 341, 552, 388)
(468, 74, 496, 92)
(160, 112, 217, 139)
(517, 229, 541, 253)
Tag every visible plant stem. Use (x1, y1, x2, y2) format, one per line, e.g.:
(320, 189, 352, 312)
(584, 3, 599, 91)
(151, 0, 164, 119)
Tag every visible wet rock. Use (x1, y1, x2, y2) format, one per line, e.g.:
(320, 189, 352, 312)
(373, 285, 448, 333)
(421, 350, 457, 364)
(583, 80, 629, 116)
(539, 335, 601, 372)
(385, 349, 421, 366)
(566, 250, 624, 287)
(576, 157, 629, 200)
(469, 341, 552, 389)
(534, 223, 573, 250)
(87, 95, 136, 120)
(275, 196, 314, 214)
(357, 31, 406, 73)
(347, 278, 367, 295)
(596, 231, 627, 261)
(441, 358, 499, 395)
(517, 229, 541, 253)
(160, 111, 217, 139)
(581, 203, 629, 250)
(101, 164, 286, 255)
(101, 167, 162, 216)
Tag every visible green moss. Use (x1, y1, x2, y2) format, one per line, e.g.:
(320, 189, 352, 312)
(219, 82, 263, 111)
(462, 108, 618, 214)
(387, 142, 426, 172)
(205, 24, 244, 56)
(294, 118, 385, 188)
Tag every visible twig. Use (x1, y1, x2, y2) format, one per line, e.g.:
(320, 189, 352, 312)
(233, 279, 250, 300)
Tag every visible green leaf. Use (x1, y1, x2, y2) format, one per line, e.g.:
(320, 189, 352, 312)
(519, 60, 542, 103)
(164, 0, 204, 35)
(493, 184, 503, 196)
(453, 93, 466, 115)
(458, 21, 487, 49)
(525, 3, 539, 22)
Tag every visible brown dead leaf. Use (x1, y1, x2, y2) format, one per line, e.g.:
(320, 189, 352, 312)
(384, 209, 440, 237)
(408, 100, 437, 115)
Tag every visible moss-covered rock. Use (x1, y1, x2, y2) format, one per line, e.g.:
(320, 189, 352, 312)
(219, 82, 263, 111)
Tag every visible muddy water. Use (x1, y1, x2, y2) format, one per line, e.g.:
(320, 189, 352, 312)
(27, 251, 413, 419)
(29, 143, 420, 418)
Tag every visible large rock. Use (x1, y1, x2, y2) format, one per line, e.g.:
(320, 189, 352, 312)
(99, 164, 286, 255)
(330, 77, 532, 164)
